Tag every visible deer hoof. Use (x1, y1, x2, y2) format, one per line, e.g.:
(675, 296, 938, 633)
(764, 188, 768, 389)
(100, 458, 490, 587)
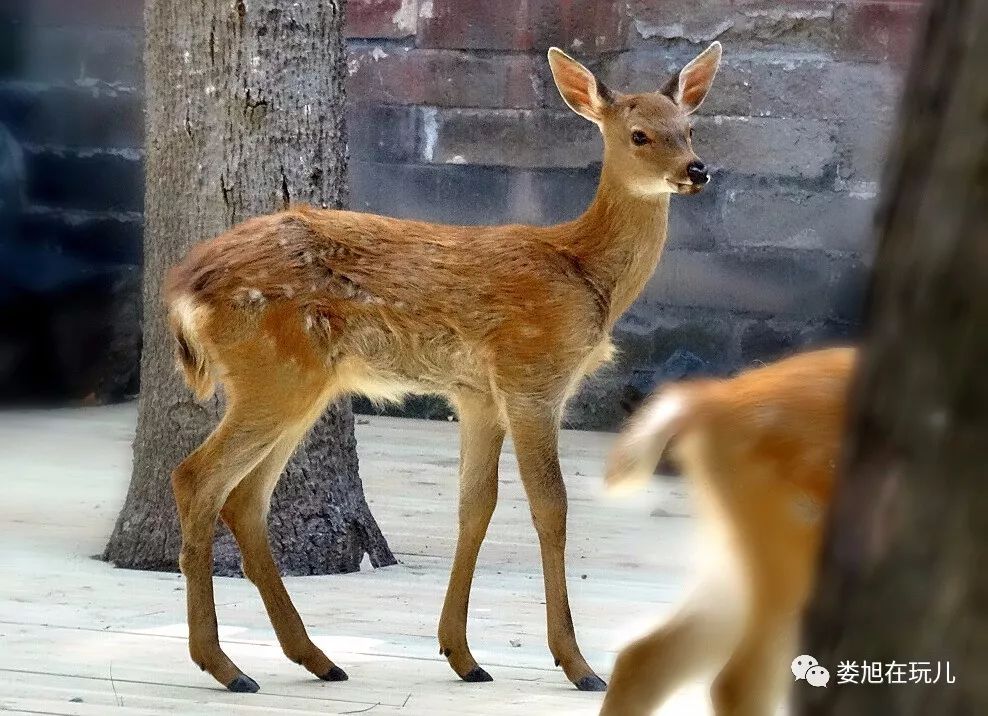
(575, 675, 607, 692)
(320, 666, 349, 682)
(462, 666, 493, 683)
(226, 674, 260, 693)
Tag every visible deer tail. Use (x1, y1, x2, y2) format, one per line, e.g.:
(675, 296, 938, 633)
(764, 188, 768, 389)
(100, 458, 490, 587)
(167, 295, 215, 401)
(606, 387, 697, 494)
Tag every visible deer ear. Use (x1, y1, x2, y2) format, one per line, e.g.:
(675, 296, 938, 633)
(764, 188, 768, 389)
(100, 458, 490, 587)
(547, 47, 613, 124)
(663, 41, 722, 114)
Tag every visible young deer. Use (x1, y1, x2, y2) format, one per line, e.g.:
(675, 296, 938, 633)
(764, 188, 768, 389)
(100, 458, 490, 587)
(163, 42, 722, 693)
(599, 347, 856, 715)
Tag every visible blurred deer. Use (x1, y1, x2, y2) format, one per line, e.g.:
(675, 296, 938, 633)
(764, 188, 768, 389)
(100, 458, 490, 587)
(599, 347, 856, 715)
(163, 42, 722, 693)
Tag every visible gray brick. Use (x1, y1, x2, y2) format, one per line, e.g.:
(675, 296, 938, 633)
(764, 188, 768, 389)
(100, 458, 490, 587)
(737, 318, 799, 364)
(615, 49, 832, 120)
(720, 187, 876, 253)
(643, 248, 867, 319)
(349, 160, 600, 226)
(693, 116, 835, 180)
(617, 303, 740, 369)
(837, 113, 896, 185)
(13, 27, 142, 87)
(820, 60, 902, 120)
(26, 147, 143, 213)
(629, 0, 842, 53)
(667, 184, 720, 251)
(347, 103, 420, 163)
(20, 208, 143, 265)
(0, 83, 142, 149)
(426, 108, 601, 169)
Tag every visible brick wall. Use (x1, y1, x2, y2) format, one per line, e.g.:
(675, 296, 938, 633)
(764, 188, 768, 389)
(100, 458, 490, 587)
(0, 1, 143, 402)
(0, 0, 924, 423)
(344, 0, 922, 426)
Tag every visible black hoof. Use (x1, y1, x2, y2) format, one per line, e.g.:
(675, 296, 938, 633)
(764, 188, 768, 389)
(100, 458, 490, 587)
(462, 666, 494, 683)
(575, 675, 607, 692)
(226, 674, 260, 693)
(320, 665, 349, 682)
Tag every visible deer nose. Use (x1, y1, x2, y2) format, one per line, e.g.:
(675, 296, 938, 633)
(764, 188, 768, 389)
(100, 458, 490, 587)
(687, 161, 709, 185)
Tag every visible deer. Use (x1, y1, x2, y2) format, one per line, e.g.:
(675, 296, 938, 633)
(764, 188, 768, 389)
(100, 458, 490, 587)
(162, 42, 723, 694)
(598, 347, 857, 715)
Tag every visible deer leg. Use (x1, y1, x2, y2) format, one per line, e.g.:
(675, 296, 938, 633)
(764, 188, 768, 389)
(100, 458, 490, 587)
(438, 392, 505, 682)
(172, 412, 280, 692)
(711, 613, 795, 716)
(600, 598, 737, 716)
(507, 402, 605, 691)
(220, 423, 348, 683)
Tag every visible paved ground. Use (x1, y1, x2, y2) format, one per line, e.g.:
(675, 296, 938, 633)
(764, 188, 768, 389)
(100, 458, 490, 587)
(0, 404, 719, 715)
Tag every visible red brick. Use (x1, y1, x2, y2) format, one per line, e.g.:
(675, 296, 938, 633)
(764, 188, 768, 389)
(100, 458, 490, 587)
(348, 47, 544, 108)
(346, 0, 417, 39)
(840, 1, 923, 65)
(418, 0, 627, 52)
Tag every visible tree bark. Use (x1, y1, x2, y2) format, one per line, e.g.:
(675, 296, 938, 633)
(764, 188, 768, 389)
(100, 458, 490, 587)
(103, 0, 396, 576)
(798, 0, 988, 713)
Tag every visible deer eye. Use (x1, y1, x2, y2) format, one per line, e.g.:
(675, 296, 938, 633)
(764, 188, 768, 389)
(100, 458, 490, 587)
(631, 130, 649, 146)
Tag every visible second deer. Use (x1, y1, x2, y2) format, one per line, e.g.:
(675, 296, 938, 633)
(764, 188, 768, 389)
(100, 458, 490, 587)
(163, 43, 723, 693)
(600, 347, 856, 715)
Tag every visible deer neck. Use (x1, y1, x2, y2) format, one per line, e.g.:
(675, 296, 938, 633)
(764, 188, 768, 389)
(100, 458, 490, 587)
(568, 166, 671, 327)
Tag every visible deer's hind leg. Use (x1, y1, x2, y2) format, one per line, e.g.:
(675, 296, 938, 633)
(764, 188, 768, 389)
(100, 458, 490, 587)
(220, 398, 348, 684)
(600, 596, 740, 716)
(171, 319, 337, 692)
(172, 406, 282, 692)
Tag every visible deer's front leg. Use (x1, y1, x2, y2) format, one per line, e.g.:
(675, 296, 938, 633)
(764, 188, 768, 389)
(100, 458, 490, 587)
(439, 393, 505, 682)
(507, 401, 606, 692)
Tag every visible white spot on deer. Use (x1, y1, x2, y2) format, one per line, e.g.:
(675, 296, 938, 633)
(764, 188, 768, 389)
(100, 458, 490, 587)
(339, 280, 357, 299)
(755, 406, 778, 427)
(302, 252, 314, 265)
(247, 288, 263, 302)
(304, 314, 315, 332)
(281, 285, 295, 299)
(789, 494, 823, 524)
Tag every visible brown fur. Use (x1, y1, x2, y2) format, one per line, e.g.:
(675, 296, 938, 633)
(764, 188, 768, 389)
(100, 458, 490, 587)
(599, 347, 856, 715)
(162, 43, 723, 693)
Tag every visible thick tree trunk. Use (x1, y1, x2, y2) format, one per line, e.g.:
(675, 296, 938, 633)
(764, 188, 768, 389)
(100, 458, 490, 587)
(103, 0, 395, 575)
(798, 0, 988, 713)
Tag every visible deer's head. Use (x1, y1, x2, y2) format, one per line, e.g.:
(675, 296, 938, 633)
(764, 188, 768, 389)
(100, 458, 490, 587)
(548, 42, 722, 197)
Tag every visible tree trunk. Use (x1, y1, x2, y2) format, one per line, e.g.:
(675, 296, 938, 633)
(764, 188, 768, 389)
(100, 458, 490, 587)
(798, 0, 988, 713)
(103, 0, 396, 576)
